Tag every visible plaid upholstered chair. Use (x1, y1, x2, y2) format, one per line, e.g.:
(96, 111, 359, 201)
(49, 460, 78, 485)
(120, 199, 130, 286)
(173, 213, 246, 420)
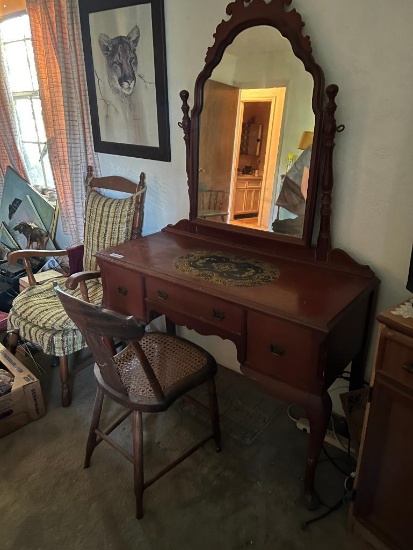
(6, 167, 146, 407)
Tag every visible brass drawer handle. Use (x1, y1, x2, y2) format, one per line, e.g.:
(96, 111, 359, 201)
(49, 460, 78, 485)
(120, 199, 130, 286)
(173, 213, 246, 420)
(213, 309, 226, 321)
(269, 343, 285, 357)
(157, 289, 169, 300)
(402, 363, 413, 374)
(118, 286, 128, 296)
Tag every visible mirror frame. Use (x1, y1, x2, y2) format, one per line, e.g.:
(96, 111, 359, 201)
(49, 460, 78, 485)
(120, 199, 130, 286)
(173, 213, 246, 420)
(182, 0, 335, 250)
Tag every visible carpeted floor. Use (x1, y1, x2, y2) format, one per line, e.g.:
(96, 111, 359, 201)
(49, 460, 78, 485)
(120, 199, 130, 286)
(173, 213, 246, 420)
(0, 347, 369, 550)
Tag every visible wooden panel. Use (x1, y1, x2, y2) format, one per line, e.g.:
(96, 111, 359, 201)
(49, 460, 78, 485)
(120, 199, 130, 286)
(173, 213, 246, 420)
(233, 188, 246, 215)
(101, 264, 145, 319)
(198, 79, 239, 192)
(246, 179, 262, 188)
(245, 311, 319, 390)
(146, 276, 244, 334)
(378, 328, 413, 391)
(354, 378, 413, 550)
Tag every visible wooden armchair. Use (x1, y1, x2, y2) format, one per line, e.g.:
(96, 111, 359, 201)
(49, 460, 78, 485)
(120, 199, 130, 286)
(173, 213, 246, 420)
(6, 166, 146, 407)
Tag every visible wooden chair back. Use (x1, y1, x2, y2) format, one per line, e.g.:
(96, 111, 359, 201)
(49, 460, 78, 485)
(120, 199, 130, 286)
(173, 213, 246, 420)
(198, 188, 229, 219)
(54, 284, 165, 401)
(86, 166, 146, 239)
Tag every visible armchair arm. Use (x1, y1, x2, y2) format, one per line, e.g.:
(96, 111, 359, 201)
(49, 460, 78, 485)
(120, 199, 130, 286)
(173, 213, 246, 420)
(8, 249, 68, 287)
(65, 270, 101, 302)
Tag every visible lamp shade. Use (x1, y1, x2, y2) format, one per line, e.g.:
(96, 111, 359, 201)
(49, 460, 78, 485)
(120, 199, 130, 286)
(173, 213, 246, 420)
(298, 131, 314, 150)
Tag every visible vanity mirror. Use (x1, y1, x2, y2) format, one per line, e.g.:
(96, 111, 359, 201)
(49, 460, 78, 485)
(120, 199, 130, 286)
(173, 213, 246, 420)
(180, 0, 341, 256)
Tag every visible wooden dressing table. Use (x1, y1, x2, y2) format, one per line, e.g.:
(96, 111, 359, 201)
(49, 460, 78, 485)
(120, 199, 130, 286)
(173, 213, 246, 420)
(97, 223, 378, 509)
(96, 0, 379, 509)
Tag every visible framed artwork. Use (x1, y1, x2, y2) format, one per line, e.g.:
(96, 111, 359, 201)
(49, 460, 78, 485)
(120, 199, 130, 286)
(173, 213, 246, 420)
(0, 167, 57, 237)
(0, 241, 11, 261)
(0, 223, 19, 252)
(0, 167, 57, 251)
(79, 0, 171, 161)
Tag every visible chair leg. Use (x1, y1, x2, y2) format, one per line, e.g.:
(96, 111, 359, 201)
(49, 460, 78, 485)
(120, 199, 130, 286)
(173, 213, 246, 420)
(132, 410, 144, 519)
(207, 378, 221, 451)
(6, 330, 19, 354)
(59, 355, 71, 407)
(84, 385, 104, 468)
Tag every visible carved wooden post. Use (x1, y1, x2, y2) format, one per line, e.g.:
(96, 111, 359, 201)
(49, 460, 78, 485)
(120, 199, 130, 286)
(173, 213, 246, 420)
(179, 90, 191, 187)
(316, 84, 339, 261)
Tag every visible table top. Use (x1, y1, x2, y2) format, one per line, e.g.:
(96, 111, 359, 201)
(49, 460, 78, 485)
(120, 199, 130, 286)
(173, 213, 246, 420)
(96, 230, 376, 333)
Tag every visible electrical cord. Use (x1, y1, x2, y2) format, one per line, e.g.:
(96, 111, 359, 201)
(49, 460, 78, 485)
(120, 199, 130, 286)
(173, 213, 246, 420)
(300, 460, 356, 530)
(286, 402, 302, 422)
(322, 444, 353, 477)
(285, 399, 358, 530)
(301, 498, 344, 530)
(287, 400, 352, 456)
(330, 413, 350, 453)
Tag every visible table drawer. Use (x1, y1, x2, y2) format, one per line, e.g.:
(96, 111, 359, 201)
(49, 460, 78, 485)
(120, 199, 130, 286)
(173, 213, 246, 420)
(146, 277, 244, 334)
(246, 311, 318, 390)
(378, 328, 413, 391)
(102, 264, 145, 318)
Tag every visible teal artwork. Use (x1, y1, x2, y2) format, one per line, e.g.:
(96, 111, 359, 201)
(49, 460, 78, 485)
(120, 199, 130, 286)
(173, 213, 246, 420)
(0, 167, 56, 250)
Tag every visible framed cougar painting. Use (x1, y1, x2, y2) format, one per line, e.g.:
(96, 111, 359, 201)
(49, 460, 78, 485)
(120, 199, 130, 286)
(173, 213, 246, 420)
(79, 0, 171, 161)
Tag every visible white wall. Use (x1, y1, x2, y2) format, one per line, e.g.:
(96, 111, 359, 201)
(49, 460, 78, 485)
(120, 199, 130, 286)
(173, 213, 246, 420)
(95, 0, 413, 376)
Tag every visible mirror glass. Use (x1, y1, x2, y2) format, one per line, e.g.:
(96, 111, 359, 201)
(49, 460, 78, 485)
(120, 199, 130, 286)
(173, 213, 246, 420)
(197, 26, 314, 238)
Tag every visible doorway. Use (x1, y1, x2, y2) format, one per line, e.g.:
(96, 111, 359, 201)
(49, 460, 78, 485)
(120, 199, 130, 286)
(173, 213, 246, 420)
(229, 87, 286, 231)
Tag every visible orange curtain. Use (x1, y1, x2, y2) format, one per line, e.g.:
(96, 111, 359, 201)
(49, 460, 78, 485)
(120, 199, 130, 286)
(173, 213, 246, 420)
(27, 0, 100, 243)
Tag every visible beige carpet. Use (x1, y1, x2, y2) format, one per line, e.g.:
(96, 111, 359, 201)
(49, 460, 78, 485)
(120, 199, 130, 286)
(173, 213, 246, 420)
(0, 349, 368, 550)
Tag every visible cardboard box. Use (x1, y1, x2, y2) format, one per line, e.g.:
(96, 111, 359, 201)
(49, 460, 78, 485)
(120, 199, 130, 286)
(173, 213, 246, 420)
(0, 344, 45, 437)
(19, 269, 63, 292)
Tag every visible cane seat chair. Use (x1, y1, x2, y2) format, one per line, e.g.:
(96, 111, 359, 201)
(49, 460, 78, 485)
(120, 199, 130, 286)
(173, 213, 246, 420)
(7, 166, 146, 407)
(54, 284, 221, 519)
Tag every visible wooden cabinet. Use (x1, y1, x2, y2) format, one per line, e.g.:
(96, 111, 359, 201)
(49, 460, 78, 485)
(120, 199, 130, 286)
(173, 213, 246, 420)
(233, 176, 262, 216)
(352, 302, 413, 550)
(240, 122, 262, 156)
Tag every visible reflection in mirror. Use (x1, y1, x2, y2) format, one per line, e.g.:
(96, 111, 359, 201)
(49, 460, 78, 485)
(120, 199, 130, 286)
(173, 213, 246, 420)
(197, 26, 314, 238)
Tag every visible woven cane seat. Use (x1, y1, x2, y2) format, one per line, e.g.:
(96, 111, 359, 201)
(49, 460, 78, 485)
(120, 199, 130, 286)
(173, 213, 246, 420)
(113, 333, 216, 404)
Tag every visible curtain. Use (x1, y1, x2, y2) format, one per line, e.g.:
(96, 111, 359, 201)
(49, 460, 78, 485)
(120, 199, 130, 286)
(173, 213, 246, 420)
(27, 0, 100, 243)
(0, 38, 29, 195)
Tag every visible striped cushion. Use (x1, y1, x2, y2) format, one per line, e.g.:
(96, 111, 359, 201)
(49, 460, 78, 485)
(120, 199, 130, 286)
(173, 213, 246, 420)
(7, 279, 103, 356)
(83, 188, 138, 272)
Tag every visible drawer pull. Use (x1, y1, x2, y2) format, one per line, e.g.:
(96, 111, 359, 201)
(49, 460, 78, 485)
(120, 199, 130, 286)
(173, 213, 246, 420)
(212, 309, 226, 321)
(269, 343, 285, 357)
(402, 363, 413, 374)
(157, 289, 169, 300)
(117, 286, 128, 296)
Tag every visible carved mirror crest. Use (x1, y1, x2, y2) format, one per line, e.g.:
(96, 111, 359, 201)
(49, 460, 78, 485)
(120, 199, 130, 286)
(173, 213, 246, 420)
(180, 0, 341, 257)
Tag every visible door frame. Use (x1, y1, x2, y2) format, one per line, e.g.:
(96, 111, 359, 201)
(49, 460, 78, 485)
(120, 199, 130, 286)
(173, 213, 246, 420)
(229, 87, 286, 229)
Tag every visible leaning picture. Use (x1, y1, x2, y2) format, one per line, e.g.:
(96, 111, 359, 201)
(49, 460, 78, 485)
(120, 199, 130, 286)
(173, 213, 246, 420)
(80, 0, 170, 161)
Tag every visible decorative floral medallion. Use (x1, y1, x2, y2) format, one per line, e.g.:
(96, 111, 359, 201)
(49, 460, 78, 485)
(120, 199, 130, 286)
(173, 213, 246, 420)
(173, 250, 279, 287)
(392, 298, 413, 319)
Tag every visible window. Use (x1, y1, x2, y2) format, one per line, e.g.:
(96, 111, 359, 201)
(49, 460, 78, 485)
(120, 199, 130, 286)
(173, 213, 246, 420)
(0, 13, 54, 188)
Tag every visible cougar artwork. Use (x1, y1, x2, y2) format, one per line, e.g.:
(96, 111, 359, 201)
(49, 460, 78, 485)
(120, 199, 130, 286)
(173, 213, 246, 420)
(98, 25, 140, 100)
(97, 24, 150, 145)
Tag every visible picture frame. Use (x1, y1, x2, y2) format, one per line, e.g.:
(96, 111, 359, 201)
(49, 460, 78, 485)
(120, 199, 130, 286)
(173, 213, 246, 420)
(79, 0, 171, 161)
(0, 167, 58, 247)
(0, 223, 19, 252)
